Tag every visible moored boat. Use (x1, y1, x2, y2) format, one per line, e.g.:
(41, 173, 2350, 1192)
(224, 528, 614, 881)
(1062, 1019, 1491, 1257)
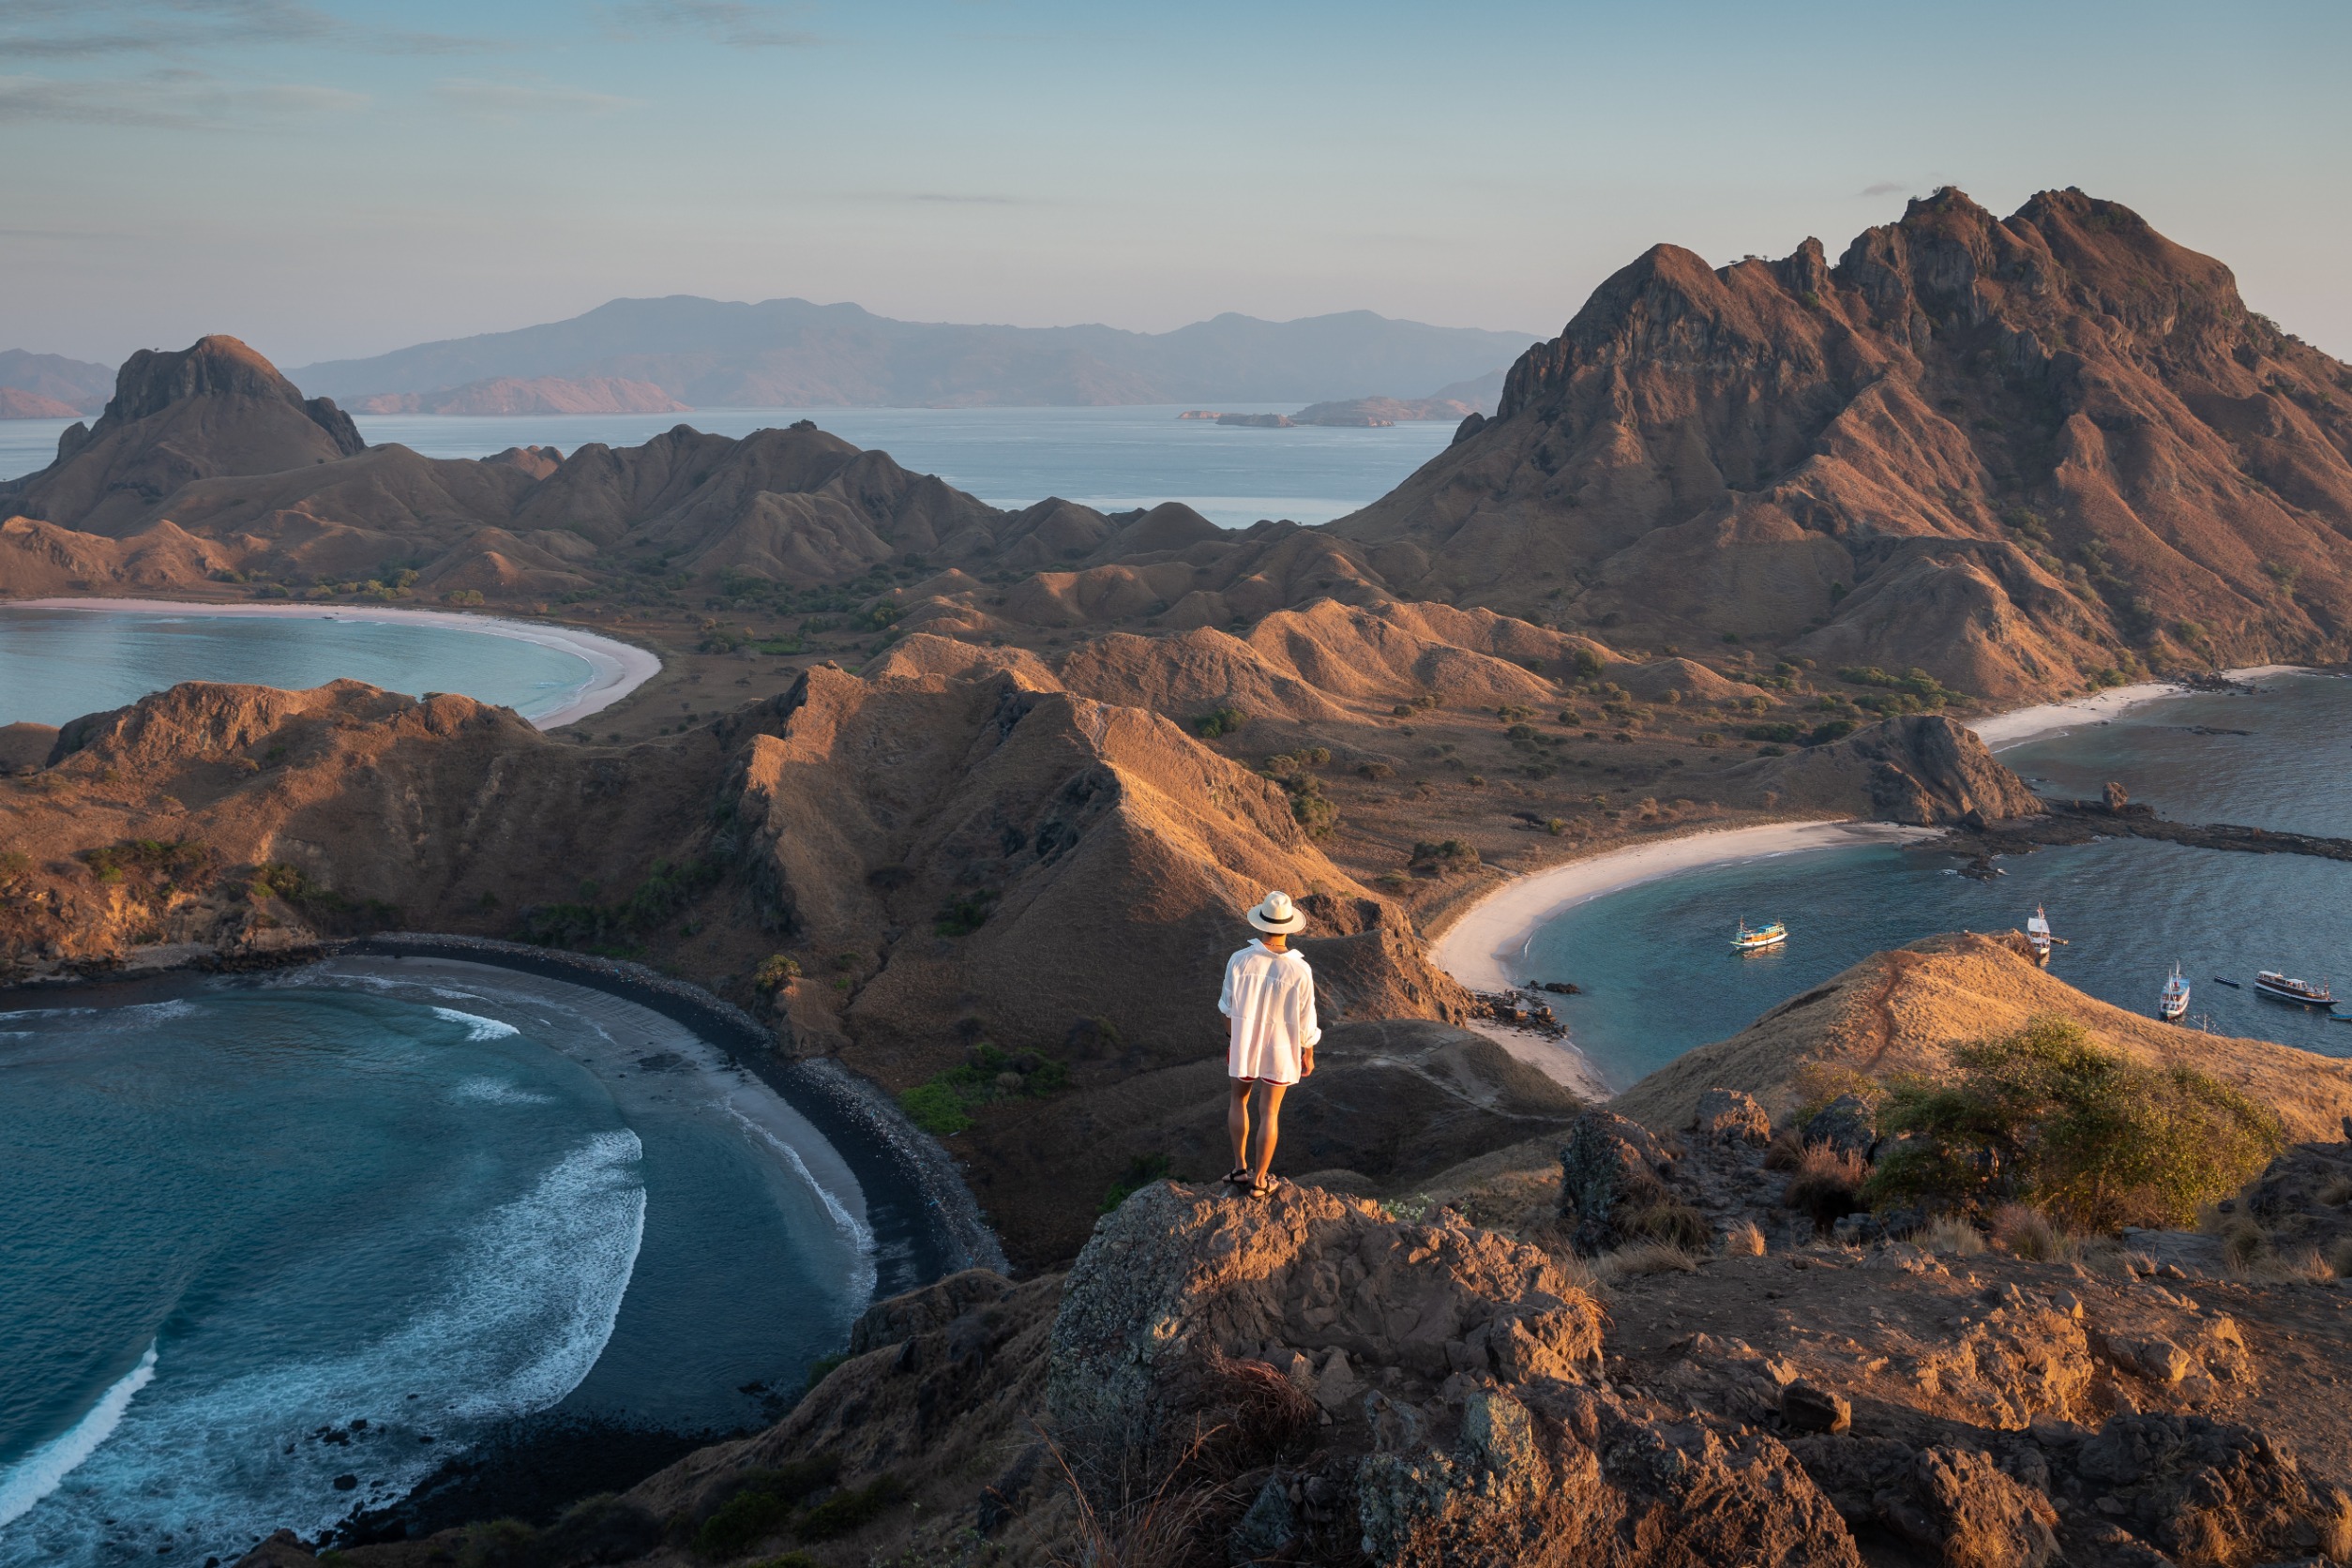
(2254, 970, 2332, 1006)
(1731, 919, 1787, 953)
(2025, 905, 2064, 966)
(2158, 963, 2191, 1021)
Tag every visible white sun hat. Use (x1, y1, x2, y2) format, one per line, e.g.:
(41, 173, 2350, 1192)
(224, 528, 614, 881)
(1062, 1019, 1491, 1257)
(1247, 890, 1307, 934)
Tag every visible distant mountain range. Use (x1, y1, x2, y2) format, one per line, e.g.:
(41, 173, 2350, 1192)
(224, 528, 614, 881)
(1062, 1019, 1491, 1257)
(0, 350, 115, 416)
(283, 298, 1536, 410)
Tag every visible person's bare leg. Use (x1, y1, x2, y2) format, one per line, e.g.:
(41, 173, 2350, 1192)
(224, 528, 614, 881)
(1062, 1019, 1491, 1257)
(1248, 1080, 1289, 1186)
(1228, 1079, 1254, 1179)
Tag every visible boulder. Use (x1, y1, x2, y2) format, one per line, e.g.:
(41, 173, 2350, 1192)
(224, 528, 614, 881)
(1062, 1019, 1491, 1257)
(1556, 1108, 1675, 1253)
(1782, 1381, 1853, 1435)
(1804, 1094, 1877, 1159)
(1878, 1446, 2058, 1568)
(1693, 1087, 1772, 1146)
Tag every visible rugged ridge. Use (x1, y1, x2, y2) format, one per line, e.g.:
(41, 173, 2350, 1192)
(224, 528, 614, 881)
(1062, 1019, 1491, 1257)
(1335, 188, 2352, 696)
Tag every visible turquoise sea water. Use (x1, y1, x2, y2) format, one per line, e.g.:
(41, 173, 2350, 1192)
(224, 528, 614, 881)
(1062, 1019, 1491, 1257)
(0, 966, 870, 1567)
(2, 406, 1456, 529)
(1523, 672, 2352, 1091)
(0, 608, 596, 730)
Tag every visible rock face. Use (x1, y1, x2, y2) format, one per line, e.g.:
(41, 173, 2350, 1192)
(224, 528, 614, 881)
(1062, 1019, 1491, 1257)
(1752, 713, 2044, 825)
(1334, 188, 2352, 695)
(1048, 1183, 1859, 1568)
(1, 336, 364, 534)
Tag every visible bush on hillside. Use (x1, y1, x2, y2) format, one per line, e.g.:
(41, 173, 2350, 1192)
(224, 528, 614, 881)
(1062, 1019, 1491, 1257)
(1862, 1016, 2284, 1230)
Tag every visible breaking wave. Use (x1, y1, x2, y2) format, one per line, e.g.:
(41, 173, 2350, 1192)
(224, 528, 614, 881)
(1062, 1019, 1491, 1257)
(0, 1342, 157, 1530)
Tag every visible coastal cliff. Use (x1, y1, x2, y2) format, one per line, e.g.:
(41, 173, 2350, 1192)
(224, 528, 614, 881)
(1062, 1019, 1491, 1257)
(234, 953, 2352, 1567)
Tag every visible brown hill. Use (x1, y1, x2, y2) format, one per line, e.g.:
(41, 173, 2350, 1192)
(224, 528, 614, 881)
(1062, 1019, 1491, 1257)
(2, 336, 365, 535)
(1610, 930, 2352, 1142)
(0, 668, 1488, 1260)
(0, 387, 83, 419)
(350, 376, 689, 415)
(1334, 188, 2352, 699)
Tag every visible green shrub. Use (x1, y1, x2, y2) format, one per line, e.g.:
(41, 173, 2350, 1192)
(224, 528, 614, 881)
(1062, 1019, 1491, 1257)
(693, 1458, 842, 1560)
(1100, 1153, 1172, 1214)
(1862, 1016, 2284, 1230)
(1744, 722, 1801, 744)
(1570, 648, 1606, 679)
(796, 1474, 907, 1541)
(934, 889, 999, 937)
(696, 1490, 791, 1560)
(455, 1518, 536, 1568)
(753, 955, 802, 993)
(1192, 706, 1247, 739)
(897, 1081, 973, 1137)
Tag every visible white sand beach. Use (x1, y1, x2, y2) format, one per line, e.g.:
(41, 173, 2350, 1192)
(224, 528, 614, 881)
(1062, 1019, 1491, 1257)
(1430, 821, 1933, 1096)
(1966, 665, 2314, 752)
(9, 597, 659, 729)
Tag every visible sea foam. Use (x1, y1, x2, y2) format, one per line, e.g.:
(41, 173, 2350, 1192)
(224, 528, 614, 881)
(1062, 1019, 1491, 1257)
(0, 1341, 157, 1530)
(430, 1006, 520, 1042)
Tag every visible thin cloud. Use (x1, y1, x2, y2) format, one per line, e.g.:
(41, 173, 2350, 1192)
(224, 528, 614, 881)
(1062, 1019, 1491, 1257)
(0, 68, 364, 128)
(610, 0, 829, 48)
(0, 0, 504, 59)
(432, 77, 646, 118)
(1858, 181, 1910, 198)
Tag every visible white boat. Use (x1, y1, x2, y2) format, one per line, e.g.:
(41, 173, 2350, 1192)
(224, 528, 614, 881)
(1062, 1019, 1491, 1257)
(2026, 905, 2055, 965)
(2254, 970, 2332, 1007)
(2158, 964, 2191, 1022)
(1731, 919, 1787, 953)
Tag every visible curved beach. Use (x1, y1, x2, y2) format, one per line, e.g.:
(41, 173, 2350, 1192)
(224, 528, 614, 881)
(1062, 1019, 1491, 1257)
(1966, 664, 2312, 752)
(7, 598, 659, 730)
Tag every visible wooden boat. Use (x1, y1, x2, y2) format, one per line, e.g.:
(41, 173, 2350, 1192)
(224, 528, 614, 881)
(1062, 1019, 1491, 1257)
(2254, 970, 2332, 1006)
(2158, 964, 2191, 1022)
(2025, 906, 2066, 966)
(1731, 919, 1787, 953)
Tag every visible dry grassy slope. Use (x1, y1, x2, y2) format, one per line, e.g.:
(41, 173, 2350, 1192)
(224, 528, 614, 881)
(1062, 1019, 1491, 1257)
(727, 659, 1467, 1079)
(1611, 931, 2352, 1141)
(1334, 188, 2352, 698)
(0, 682, 728, 967)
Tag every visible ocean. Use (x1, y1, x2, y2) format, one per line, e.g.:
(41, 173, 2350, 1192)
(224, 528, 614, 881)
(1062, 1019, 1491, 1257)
(1522, 672, 2352, 1092)
(1, 405, 1458, 530)
(0, 608, 597, 730)
(0, 959, 873, 1567)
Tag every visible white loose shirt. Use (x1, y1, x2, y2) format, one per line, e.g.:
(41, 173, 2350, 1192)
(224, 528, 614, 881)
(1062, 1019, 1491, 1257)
(1219, 939, 1321, 1084)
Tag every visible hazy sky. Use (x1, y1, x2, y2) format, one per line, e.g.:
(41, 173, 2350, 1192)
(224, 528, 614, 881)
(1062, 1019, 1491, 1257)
(5, 0, 2349, 369)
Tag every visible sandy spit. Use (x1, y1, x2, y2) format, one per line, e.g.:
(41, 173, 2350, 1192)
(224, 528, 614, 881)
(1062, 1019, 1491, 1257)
(8, 597, 660, 729)
(1966, 665, 2314, 752)
(1427, 821, 1935, 1096)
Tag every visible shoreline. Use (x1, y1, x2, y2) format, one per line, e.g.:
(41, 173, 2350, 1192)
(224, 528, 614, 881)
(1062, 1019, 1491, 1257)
(0, 936, 1003, 1549)
(4, 596, 661, 730)
(1965, 664, 2316, 752)
(1429, 822, 1935, 1095)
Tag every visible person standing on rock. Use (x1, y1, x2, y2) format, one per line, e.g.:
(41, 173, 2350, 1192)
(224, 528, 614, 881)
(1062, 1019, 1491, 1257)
(1220, 890, 1320, 1199)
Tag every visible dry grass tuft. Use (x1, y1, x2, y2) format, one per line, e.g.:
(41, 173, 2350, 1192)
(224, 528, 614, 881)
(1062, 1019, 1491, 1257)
(1760, 1133, 1807, 1172)
(1626, 1199, 1711, 1251)
(1722, 1219, 1767, 1258)
(1990, 1202, 2081, 1262)
(1035, 1421, 1222, 1568)
(1782, 1144, 1869, 1228)
(2329, 1238, 2352, 1280)
(1601, 1240, 1701, 1280)
(2317, 1173, 2352, 1207)
(1916, 1214, 1987, 1257)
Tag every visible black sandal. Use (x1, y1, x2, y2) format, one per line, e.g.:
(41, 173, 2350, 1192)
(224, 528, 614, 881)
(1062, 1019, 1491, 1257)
(1223, 1166, 1250, 1187)
(1247, 1175, 1276, 1199)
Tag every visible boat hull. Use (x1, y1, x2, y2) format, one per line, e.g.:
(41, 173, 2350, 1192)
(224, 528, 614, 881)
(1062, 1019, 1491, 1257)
(2254, 979, 2332, 1006)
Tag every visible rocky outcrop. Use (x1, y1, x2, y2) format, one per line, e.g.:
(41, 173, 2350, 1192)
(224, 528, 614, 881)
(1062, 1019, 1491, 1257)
(1608, 931, 2352, 1142)
(1334, 188, 2352, 696)
(1749, 714, 2044, 827)
(1, 336, 364, 535)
